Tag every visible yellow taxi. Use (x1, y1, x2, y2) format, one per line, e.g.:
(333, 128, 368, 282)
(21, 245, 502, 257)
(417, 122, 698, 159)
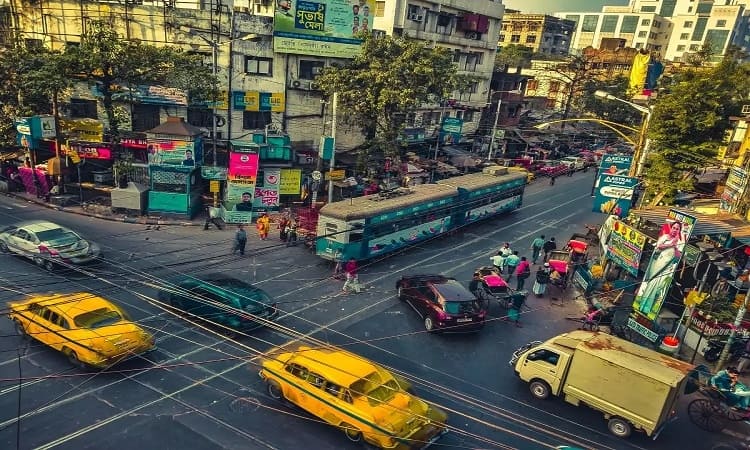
(260, 344, 448, 449)
(506, 166, 535, 183)
(9, 292, 155, 369)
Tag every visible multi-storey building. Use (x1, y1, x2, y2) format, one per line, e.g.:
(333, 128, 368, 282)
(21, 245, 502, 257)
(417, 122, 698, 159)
(1, 0, 505, 153)
(498, 10, 574, 55)
(555, 0, 750, 62)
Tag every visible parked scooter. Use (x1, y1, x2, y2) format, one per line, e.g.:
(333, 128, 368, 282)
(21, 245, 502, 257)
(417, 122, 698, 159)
(702, 337, 750, 362)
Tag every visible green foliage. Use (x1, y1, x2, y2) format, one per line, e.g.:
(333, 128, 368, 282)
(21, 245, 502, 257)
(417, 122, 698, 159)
(579, 75, 641, 128)
(643, 56, 750, 204)
(314, 34, 473, 160)
(495, 44, 534, 69)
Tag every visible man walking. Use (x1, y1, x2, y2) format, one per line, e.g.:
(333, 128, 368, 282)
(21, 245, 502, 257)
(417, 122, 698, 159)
(543, 237, 557, 262)
(530, 234, 545, 264)
(505, 251, 520, 280)
(515, 257, 531, 290)
(233, 224, 247, 256)
(342, 258, 362, 293)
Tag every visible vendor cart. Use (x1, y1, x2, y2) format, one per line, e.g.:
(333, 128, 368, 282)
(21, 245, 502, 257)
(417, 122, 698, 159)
(474, 266, 512, 308)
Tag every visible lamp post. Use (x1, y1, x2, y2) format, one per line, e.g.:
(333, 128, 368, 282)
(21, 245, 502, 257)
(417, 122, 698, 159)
(487, 90, 521, 162)
(594, 90, 652, 177)
(431, 101, 448, 183)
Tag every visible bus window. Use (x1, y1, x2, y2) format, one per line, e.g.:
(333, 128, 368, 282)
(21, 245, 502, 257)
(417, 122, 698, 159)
(324, 222, 338, 240)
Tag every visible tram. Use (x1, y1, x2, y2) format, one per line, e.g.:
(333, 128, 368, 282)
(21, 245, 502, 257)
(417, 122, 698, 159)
(315, 168, 527, 261)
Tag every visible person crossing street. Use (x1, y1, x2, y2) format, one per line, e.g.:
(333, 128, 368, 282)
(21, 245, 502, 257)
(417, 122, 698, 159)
(530, 234, 545, 264)
(232, 224, 247, 256)
(543, 237, 557, 262)
(505, 250, 520, 280)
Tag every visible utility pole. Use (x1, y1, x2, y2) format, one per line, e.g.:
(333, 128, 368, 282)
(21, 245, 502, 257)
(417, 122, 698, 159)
(327, 92, 338, 204)
(716, 289, 750, 369)
(210, 40, 218, 167)
(488, 96, 502, 161)
(431, 102, 447, 183)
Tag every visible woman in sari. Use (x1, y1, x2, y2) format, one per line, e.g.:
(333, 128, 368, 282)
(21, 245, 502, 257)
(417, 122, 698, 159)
(638, 221, 684, 315)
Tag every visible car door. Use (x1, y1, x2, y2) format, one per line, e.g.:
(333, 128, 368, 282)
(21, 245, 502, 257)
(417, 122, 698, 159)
(190, 287, 228, 324)
(521, 348, 564, 394)
(29, 307, 67, 351)
(409, 283, 434, 318)
(8, 228, 36, 256)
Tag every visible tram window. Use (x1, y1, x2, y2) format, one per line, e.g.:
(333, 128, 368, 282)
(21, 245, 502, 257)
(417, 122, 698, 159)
(350, 231, 363, 242)
(325, 222, 338, 240)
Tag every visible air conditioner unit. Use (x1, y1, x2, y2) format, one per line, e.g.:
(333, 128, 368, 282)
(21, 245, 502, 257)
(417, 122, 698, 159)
(465, 31, 479, 40)
(742, 104, 750, 115)
(291, 79, 310, 90)
(409, 13, 423, 22)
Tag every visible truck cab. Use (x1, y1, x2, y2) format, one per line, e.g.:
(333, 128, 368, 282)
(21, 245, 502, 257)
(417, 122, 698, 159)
(510, 340, 574, 399)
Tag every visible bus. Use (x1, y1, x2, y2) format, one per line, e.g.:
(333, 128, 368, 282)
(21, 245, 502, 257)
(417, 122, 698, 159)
(315, 168, 527, 261)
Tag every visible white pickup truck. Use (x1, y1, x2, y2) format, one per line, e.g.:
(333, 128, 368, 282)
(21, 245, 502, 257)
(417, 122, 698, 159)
(559, 156, 586, 171)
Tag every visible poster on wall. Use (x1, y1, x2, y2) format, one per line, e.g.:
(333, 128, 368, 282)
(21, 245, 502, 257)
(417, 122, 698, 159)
(606, 220, 648, 277)
(279, 168, 302, 194)
(225, 152, 260, 223)
(254, 168, 281, 211)
(273, 0, 376, 58)
(439, 117, 463, 145)
(632, 209, 697, 321)
(147, 139, 203, 166)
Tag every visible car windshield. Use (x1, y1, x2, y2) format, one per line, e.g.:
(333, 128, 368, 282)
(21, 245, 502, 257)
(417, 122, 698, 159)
(74, 308, 123, 328)
(445, 301, 481, 314)
(207, 279, 273, 310)
(35, 228, 79, 243)
(350, 371, 399, 406)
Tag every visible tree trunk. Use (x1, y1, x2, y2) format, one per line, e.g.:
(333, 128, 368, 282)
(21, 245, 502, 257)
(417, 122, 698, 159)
(647, 171, 693, 207)
(100, 78, 119, 138)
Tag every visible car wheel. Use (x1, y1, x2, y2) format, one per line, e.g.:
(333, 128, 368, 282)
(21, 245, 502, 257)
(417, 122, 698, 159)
(0, 241, 8, 253)
(64, 348, 86, 369)
(529, 379, 551, 400)
(43, 259, 55, 272)
(424, 316, 435, 332)
(340, 423, 362, 442)
(266, 379, 284, 400)
(33, 256, 44, 267)
(14, 320, 26, 337)
(607, 417, 632, 438)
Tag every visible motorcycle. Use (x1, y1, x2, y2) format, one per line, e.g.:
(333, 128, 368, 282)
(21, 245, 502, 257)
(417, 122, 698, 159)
(702, 337, 749, 362)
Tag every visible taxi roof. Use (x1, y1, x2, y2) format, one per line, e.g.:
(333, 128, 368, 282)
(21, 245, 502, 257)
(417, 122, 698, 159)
(14, 292, 118, 317)
(290, 346, 378, 387)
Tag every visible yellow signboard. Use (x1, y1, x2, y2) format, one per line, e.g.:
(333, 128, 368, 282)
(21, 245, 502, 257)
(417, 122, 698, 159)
(60, 118, 104, 142)
(325, 169, 346, 181)
(270, 93, 285, 112)
(209, 180, 221, 193)
(279, 168, 302, 195)
(612, 220, 647, 249)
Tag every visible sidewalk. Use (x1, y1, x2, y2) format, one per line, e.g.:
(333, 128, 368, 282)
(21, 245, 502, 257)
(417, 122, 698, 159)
(4, 190, 204, 226)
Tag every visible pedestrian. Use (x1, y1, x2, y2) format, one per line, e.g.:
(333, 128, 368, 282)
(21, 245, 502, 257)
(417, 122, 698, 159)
(515, 257, 531, 290)
(286, 218, 298, 247)
(542, 237, 557, 262)
(507, 290, 526, 327)
(567, 166, 574, 177)
(468, 272, 481, 298)
(278, 215, 289, 242)
(505, 250, 520, 280)
(530, 234, 545, 265)
(533, 263, 551, 297)
(549, 175, 556, 186)
(256, 213, 271, 240)
(233, 224, 247, 256)
(490, 251, 504, 272)
(203, 206, 223, 230)
(342, 258, 362, 293)
(739, 339, 750, 374)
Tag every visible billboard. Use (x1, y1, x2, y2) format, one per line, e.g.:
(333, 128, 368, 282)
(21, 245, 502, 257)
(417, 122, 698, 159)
(273, 0, 376, 58)
(254, 168, 281, 210)
(439, 117, 463, 145)
(592, 174, 637, 217)
(225, 152, 260, 222)
(599, 154, 632, 176)
(606, 220, 647, 276)
(147, 139, 203, 166)
(632, 209, 697, 321)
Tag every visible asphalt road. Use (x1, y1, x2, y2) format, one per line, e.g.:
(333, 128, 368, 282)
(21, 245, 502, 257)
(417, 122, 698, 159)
(0, 172, 743, 450)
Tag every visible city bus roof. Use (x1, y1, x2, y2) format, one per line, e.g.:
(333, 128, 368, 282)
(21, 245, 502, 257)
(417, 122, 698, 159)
(318, 172, 525, 221)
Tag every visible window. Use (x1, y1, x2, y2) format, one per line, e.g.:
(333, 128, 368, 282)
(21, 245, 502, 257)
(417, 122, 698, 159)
(499, 34, 505, 41)
(641, 19, 650, 26)
(635, 42, 643, 48)
(375, 1, 385, 17)
(684, 21, 693, 28)
(677, 45, 686, 51)
(706, 30, 730, 54)
(24, 38, 43, 50)
(601, 16, 618, 33)
(187, 108, 213, 128)
(242, 111, 271, 130)
(689, 44, 700, 51)
(525, 35, 536, 44)
(69, 99, 98, 119)
(510, 34, 520, 43)
(640, 5, 656, 12)
(407, 4, 421, 17)
(527, 349, 560, 366)
(716, 20, 726, 28)
(325, 382, 342, 397)
(526, 79, 539, 90)
(680, 33, 689, 40)
(132, 104, 160, 132)
(692, 17, 707, 41)
(638, 31, 647, 38)
(298, 60, 324, 80)
(549, 81, 560, 94)
(620, 16, 638, 33)
(581, 15, 599, 32)
(696, 2, 712, 14)
(245, 56, 273, 76)
(463, 111, 475, 122)
(306, 372, 326, 389)
(285, 363, 309, 379)
(564, 15, 580, 26)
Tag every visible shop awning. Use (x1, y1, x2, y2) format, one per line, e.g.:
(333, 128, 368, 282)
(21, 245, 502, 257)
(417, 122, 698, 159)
(631, 207, 747, 239)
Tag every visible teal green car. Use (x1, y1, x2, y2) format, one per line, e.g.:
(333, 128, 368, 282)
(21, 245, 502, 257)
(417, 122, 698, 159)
(157, 273, 279, 332)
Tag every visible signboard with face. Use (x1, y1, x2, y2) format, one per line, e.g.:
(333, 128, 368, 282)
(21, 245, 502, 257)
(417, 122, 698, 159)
(226, 152, 260, 221)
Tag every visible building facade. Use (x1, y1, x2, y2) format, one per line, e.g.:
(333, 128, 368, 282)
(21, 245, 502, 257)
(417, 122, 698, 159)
(555, 0, 750, 62)
(499, 11, 574, 55)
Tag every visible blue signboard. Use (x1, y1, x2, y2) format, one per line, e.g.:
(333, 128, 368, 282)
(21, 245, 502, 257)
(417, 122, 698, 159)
(439, 117, 463, 145)
(599, 154, 633, 175)
(593, 174, 638, 217)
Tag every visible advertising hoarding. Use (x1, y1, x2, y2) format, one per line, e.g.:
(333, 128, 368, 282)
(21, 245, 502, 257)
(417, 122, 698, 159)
(225, 152, 260, 222)
(439, 117, 463, 145)
(233, 91, 285, 112)
(592, 174, 638, 217)
(279, 169, 302, 194)
(606, 220, 648, 276)
(147, 139, 203, 166)
(632, 209, 697, 321)
(273, 0, 376, 58)
(254, 168, 281, 210)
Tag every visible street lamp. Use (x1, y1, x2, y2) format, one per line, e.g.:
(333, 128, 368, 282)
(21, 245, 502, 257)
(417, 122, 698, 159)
(594, 90, 652, 177)
(179, 27, 259, 166)
(487, 89, 522, 161)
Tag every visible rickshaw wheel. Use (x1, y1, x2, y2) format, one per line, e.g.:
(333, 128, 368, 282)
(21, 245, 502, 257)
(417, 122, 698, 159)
(688, 399, 728, 432)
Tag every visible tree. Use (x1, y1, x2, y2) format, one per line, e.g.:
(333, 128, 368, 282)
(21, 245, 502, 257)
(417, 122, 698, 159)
(495, 44, 534, 70)
(67, 20, 217, 137)
(314, 33, 475, 161)
(643, 56, 750, 205)
(579, 75, 641, 128)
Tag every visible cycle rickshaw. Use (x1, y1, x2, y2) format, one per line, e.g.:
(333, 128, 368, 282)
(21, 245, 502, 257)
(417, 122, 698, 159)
(686, 366, 750, 433)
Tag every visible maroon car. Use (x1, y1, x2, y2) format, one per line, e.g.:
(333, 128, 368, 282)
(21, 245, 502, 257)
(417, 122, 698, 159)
(396, 275, 487, 332)
(536, 161, 569, 177)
